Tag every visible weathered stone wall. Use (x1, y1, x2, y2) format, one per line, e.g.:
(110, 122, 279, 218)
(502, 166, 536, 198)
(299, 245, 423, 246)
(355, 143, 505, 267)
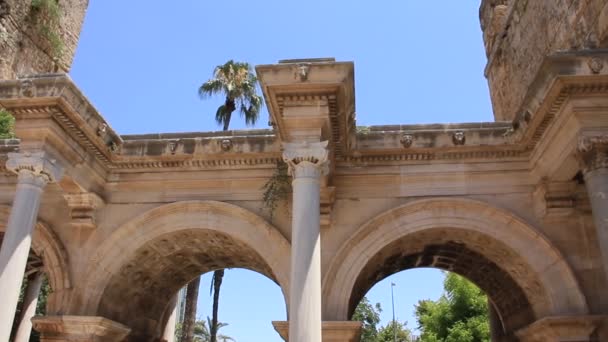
(480, 0, 608, 121)
(0, 0, 88, 80)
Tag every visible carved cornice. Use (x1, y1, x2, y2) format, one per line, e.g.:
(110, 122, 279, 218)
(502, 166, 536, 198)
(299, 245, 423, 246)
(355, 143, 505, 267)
(0, 55, 606, 174)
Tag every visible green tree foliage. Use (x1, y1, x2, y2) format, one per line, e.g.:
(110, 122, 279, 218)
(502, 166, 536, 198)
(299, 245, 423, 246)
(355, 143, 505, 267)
(0, 109, 15, 139)
(415, 273, 490, 342)
(198, 60, 263, 131)
(261, 160, 291, 219)
(352, 296, 382, 342)
(376, 320, 415, 342)
(184, 318, 234, 342)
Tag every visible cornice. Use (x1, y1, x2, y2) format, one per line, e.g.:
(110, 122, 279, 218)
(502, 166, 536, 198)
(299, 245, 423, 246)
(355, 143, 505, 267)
(0, 52, 606, 174)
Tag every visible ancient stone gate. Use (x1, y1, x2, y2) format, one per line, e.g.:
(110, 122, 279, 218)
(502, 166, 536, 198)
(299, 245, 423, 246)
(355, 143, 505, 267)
(2, 1, 608, 341)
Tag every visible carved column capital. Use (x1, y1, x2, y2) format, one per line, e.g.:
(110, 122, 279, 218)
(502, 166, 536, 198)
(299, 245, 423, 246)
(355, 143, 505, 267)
(282, 141, 329, 178)
(577, 134, 608, 174)
(6, 152, 64, 186)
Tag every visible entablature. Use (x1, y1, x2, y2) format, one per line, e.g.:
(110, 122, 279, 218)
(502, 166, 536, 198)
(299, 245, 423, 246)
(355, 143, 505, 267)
(0, 52, 607, 191)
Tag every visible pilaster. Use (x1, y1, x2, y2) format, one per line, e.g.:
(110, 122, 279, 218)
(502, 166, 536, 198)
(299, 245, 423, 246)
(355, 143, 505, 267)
(32, 316, 131, 342)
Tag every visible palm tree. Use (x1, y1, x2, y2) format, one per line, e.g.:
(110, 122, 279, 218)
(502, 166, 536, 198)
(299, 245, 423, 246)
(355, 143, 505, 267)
(192, 319, 235, 342)
(209, 270, 224, 342)
(198, 60, 263, 131)
(181, 277, 200, 342)
(198, 60, 262, 342)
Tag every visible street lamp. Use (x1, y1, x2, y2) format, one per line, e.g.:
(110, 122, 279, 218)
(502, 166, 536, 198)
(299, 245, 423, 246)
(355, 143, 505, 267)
(391, 282, 396, 342)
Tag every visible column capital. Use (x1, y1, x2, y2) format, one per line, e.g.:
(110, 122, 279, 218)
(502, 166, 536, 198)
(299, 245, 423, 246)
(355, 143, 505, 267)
(282, 141, 329, 178)
(577, 134, 608, 173)
(6, 151, 64, 185)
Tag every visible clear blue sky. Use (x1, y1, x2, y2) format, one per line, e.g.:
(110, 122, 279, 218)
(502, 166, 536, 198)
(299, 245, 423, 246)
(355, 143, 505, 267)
(70, 1, 492, 341)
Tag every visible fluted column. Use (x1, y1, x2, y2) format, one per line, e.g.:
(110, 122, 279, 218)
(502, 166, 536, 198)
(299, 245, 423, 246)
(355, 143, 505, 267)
(14, 271, 45, 342)
(578, 135, 608, 282)
(283, 141, 329, 342)
(0, 152, 63, 342)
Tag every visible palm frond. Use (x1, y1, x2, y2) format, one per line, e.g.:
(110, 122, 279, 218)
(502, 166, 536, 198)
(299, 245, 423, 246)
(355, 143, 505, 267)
(199, 79, 226, 98)
(215, 105, 229, 126)
(200, 60, 263, 129)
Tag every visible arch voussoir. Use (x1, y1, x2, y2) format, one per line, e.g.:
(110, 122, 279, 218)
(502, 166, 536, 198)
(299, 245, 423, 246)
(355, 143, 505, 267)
(80, 200, 291, 338)
(322, 198, 588, 333)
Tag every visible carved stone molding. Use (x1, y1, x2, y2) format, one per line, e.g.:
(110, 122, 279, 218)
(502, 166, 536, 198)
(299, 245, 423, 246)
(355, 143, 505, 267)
(282, 141, 329, 178)
(320, 186, 336, 229)
(515, 316, 606, 342)
(533, 181, 581, 218)
(273, 321, 362, 342)
(577, 134, 608, 173)
(6, 151, 64, 185)
(400, 133, 414, 148)
(452, 131, 466, 145)
(63, 192, 105, 230)
(32, 315, 131, 342)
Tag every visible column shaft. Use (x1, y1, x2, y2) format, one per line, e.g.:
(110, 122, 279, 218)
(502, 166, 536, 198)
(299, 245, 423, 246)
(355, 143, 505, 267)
(289, 172, 322, 342)
(162, 294, 179, 342)
(0, 172, 45, 342)
(14, 271, 45, 342)
(584, 168, 608, 280)
(283, 141, 328, 342)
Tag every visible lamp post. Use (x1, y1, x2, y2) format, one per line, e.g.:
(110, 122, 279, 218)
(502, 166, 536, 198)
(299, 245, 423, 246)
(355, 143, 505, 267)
(391, 282, 396, 342)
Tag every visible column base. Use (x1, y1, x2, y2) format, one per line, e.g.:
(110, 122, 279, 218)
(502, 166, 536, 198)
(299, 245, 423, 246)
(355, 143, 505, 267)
(32, 316, 130, 342)
(515, 315, 607, 342)
(272, 321, 362, 342)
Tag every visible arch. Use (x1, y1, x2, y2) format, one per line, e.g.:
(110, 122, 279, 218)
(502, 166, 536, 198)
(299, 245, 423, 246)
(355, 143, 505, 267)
(323, 198, 588, 332)
(81, 200, 291, 339)
(0, 205, 71, 312)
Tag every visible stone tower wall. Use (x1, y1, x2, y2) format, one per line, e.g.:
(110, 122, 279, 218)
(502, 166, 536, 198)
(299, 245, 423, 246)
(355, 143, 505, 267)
(0, 0, 88, 80)
(480, 0, 608, 122)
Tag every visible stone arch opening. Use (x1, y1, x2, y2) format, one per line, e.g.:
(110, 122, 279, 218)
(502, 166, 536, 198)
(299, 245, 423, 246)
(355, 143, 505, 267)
(0, 205, 71, 313)
(323, 198, 589, 336)
(82, 200, 291, 341)
(348, 231, 533, 333)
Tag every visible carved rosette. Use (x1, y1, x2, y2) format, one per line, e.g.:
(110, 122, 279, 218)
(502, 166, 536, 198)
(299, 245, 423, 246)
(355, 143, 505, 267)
(577, 135, 608, 174)
(282, 141, 329, 179)
(6, 152, 64, 187)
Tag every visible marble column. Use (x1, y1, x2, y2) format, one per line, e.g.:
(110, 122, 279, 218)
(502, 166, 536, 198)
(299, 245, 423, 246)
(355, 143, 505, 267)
(578, 135, 608, 282)
(283, 141, 329, 342)
(162, 294, 179, 342)
(14, 271, 45, 342)
(0, 152, 63, 342)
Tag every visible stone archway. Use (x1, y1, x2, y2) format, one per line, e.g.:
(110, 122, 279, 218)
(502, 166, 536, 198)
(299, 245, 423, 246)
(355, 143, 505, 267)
(80, 200, 291, 340)
(0, 205, 71, 313)
(322, 198, 589, 335)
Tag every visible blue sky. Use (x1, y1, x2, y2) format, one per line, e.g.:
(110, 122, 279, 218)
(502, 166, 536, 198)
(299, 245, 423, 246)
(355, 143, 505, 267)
(70, 1, 492, 341)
